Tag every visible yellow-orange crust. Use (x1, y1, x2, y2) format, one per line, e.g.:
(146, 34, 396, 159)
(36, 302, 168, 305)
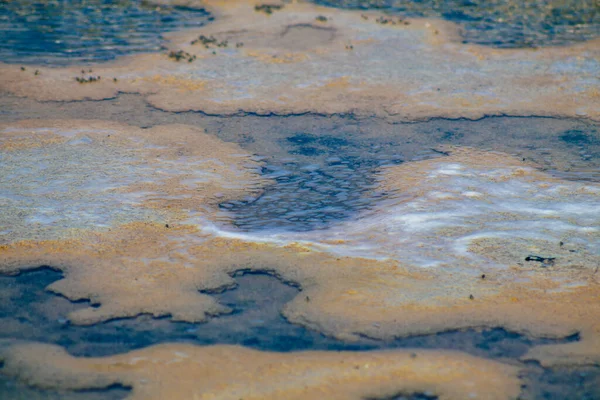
(0, 341, 522, 400)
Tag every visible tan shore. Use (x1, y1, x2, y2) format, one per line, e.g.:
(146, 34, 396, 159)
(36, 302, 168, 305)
(0, 341, 522, 400)
(0, 0, 598, 121)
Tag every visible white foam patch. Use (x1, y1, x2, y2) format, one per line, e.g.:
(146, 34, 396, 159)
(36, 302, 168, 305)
(204, 159, 600, 274)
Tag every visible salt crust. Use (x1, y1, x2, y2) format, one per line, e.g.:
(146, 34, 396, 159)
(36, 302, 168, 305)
(0, 341, 521, 400)
(1, 124, 598, 368)
(0, 119, 266, 243)
(0, 0, 598, 121)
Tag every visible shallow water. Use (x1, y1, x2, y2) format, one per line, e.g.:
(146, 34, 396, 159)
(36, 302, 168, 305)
(1, 117, 599, 397)
(0, 268, 571, 356)
(0, 0, 211, 65)
(1, 268, 599, 399)
(1, 1, 600, 399)
(314, 0, 600, 48)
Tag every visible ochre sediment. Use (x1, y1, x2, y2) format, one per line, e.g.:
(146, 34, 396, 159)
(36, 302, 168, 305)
(0, 0, 597, 121)
(1, 130, 599, 367)
(1, 215, 599, 366)
(0, 341, 522, 400)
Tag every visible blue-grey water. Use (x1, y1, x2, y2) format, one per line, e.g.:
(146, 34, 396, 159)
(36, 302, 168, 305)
(0, 0, 211, 65)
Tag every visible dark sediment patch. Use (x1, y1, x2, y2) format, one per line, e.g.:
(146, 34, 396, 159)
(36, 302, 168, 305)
(0, 0, 211, 65)
(560, 129, 598, 147)
(0, 267, 366, 356)
(313, 0, 600, 48)
(520, 364, 600, 400)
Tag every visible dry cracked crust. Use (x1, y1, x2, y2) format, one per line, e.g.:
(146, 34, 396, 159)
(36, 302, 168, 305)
(0, 341, 521, 400)
(0, 0, 598, 121)
(0, 122, 599, 370)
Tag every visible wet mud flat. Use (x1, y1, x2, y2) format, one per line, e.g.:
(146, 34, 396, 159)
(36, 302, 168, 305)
(1, 268, 599, 400)
(0, 95, 599, 400)
(1, 0, 600, 399)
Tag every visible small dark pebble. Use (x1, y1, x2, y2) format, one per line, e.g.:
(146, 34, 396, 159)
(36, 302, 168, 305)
(481, 274, 486, 279)
(191, 34, 228, 48)
(75, 75, 101, 84)
(469, 294, 474, 300)
(525, 255, 556, 266)
(254, 4, 283, 15)
(165, 224, 170, 228)
(168, 50, 196, 63)
(316, 15, 328, 22)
